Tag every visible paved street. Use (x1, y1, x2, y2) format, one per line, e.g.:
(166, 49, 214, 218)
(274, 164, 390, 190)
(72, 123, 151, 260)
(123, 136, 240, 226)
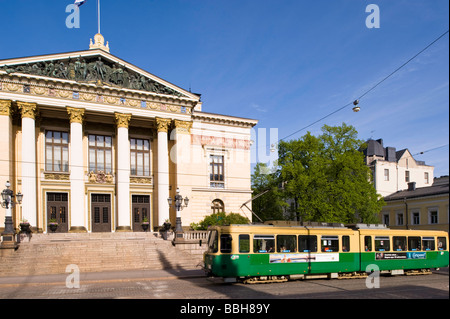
(0, 268, 447, 300)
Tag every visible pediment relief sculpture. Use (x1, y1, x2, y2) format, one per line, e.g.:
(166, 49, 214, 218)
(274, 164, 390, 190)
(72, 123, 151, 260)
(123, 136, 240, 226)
(2, 56, 187, 98)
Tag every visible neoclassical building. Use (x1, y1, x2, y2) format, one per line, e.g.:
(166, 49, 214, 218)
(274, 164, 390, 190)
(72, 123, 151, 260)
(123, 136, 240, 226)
(0, 34, 257, 233)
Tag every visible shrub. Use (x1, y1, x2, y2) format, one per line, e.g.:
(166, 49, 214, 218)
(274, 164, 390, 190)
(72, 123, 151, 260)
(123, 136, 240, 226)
(191, 212, 250, 230)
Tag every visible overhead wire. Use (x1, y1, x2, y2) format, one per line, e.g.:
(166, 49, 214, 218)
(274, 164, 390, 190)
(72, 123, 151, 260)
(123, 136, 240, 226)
(277, 29, 449, 143)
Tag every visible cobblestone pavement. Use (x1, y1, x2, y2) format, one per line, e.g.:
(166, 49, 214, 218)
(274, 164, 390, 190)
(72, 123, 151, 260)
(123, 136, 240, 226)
(0, 268, 447, 300)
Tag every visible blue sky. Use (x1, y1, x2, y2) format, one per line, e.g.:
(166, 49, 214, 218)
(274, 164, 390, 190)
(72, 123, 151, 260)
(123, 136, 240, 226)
(0, 0, 448, 177)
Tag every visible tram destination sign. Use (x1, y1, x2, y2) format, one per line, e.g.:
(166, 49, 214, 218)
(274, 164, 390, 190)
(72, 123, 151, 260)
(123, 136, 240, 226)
(375, 252, 426, 260)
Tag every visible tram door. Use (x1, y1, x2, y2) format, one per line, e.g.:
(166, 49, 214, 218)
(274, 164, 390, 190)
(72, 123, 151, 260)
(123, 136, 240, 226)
(132, 195, 150, 231)
(91, 194, 111, 232)
(47, 193, 69, 233)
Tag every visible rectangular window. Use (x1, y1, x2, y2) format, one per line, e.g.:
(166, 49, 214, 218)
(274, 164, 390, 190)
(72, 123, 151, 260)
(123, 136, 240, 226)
(429, 209, 438, 224)
(276, 235, 296, 253)
(405, 170, 410, 183)
(424, 172, 429, 184)
(384, 169, 389, 181)
(220, 234, 232, 253)
(207, 230, 218, 253)
(210, 155, 224, 188)
(397, 213, 404, 226)
(298, 235, 317, 252)
(412, 212, 420, 225)
(88, 134, 112, 173)
(408, 236, 421, 251)
(45, 130, 69, 172)
(438, 237, 447, 250)
(321, 236, 339, 252)
(342, 236, 350, 252)
(239, 234, 250, 253)
(253, 235, 275, 253)
(364, 236, 372, 252)
(130, 138, 151, 176)
(375, 236, 390, 251)
(383, 214, 390, 226)
(393, 236, 407, 251)
(422, 237, 435, 251)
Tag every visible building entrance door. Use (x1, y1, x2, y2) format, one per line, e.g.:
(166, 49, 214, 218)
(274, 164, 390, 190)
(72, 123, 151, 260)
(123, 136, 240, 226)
(47, 192, 69, 233)
(91, 194, 111, 232)
(132, 195, 150, 232)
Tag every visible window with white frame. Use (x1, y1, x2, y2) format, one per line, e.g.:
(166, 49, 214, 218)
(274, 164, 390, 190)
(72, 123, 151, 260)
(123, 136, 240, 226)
(429, 208, 438, 224)
(210, 155, 224, 188)
(405, 170, 410, 183)
(412, 211, 420, 225)
(424, 172, 429, 184)
(384, 169, 389, 181)
(396, 212, 404, 226)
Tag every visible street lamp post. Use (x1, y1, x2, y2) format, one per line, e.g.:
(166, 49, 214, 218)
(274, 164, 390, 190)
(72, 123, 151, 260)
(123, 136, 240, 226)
(1, 181, 23, 249)
(167, 187, 189, 240)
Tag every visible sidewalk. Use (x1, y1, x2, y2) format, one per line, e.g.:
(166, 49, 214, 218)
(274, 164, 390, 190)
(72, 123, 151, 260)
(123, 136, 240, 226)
(0, 268, 206, 288)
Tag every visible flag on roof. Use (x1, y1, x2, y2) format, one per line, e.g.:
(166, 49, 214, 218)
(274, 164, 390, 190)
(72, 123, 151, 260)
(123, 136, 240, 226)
(74, 0, 87, 7)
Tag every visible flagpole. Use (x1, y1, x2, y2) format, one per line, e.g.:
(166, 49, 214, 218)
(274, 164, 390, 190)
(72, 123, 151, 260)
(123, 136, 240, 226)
(97, 0, 101, 34)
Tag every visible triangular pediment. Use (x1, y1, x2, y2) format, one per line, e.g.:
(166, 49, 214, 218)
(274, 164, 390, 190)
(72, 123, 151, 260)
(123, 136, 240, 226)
(0, 50, 197, 100)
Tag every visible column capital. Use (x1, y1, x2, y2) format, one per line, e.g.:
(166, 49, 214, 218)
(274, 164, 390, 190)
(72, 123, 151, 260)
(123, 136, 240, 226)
(173, 120, 192, 135)
(17, 101, 37, 119)
(66, 107, 85, 124)
(0, 99, 12, 116)
(156, 117, 172, 133)
(115, 112, 132, 129)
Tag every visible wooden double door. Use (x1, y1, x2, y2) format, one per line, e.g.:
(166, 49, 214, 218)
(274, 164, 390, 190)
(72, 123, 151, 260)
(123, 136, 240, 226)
(91, 194, 112, 232)
(132, 195, 151, 232)
(47, 192, 69, 233)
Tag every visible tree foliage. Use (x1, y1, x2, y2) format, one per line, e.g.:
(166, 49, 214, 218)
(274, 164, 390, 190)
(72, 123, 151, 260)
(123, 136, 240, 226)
(251, 123, 384, 224)
(251, 162, 286, 222)
(190, 212, 250, 230)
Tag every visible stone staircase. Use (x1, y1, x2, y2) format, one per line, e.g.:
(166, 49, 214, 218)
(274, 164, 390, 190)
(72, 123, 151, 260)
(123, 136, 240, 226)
(0, 232, 204, 277)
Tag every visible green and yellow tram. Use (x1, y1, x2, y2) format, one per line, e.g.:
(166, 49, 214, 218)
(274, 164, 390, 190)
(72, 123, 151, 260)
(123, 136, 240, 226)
(203, 223, 449, 283)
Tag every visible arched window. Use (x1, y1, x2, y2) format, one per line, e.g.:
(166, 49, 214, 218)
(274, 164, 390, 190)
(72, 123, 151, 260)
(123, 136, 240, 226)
(211, 199, 225, 214)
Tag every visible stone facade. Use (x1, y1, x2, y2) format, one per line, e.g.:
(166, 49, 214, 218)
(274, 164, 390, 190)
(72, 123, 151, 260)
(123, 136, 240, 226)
(0, 36, 257, 234)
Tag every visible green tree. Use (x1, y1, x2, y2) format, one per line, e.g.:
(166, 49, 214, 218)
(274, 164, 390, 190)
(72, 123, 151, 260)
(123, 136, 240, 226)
(278, 123, 384, 224)
(191, 212, 250, 230)
(251, 162, 286, 222)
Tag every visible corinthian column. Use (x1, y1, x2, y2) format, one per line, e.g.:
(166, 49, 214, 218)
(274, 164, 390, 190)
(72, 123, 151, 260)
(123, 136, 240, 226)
(156, 117, 171, 226)
(171, 120, 193, 230)
(115, 112, 132, 231)
(18, 102, 37, 229)
(0, 100, 13, 234)
(66, 107, 86, 232)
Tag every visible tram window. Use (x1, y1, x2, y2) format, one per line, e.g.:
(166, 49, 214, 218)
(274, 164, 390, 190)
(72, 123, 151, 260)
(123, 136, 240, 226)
(298, 235, 317, 252)
(422, 237, 435, 251)
(321, 236, 339, 252)
(253, 235, 275, 253)
(408, 236, 421, 251)
(342, 236, 350, 252)
(364, 236, 372, 252)
(393, 236, 407, 251)
(437, 237, 447, 250)
(239, 234, 250, 253)
(220, 234, 233, 253)
(375, 236, 390, 251)
(277, 235, 296, 253)
(208, 230, 218, 253)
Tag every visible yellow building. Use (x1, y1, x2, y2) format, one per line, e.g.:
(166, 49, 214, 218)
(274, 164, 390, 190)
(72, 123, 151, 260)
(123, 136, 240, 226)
(0, 34, 257, 234)
(380, 177, 449, 232)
